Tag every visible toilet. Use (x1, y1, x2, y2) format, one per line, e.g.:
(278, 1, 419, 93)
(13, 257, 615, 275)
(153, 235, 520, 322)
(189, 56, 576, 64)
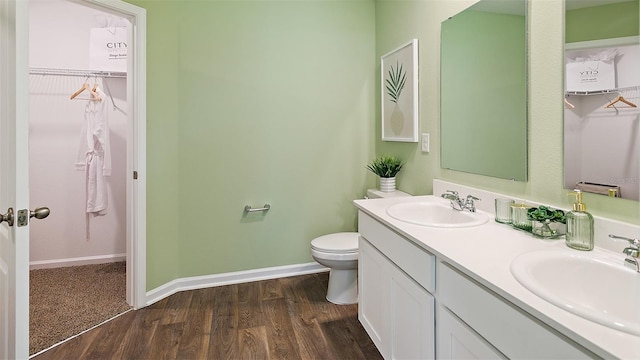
(311, 189, 411, 304)
(311, 232, 360, 304)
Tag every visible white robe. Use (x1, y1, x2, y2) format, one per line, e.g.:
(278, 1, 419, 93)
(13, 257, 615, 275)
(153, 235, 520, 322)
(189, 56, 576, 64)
(76, 88, 111, 215)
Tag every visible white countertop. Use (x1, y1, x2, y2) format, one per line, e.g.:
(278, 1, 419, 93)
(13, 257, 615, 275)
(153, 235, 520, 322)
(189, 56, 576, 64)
(354, 195, 640, 360)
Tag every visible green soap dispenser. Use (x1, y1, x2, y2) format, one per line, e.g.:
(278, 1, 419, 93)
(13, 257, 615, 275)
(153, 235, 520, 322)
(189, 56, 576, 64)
(566, 190, 594, 251)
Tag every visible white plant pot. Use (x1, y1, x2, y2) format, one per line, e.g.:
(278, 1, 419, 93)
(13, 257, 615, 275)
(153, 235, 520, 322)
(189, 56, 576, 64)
(379, 177, 396, 192)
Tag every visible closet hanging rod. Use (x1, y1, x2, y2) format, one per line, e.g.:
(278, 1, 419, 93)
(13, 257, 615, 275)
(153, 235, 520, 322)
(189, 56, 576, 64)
(29, 67, 127, 79)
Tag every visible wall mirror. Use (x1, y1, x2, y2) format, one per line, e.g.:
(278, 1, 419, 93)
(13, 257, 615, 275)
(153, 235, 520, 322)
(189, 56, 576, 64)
(441, 0, 527, 181)
(564, 0, 639, 201)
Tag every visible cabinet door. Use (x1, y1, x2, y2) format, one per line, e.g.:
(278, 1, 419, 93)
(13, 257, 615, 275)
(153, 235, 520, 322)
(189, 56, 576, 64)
(359, 237, 390, 356)
(390, 266, 435, 360)
(360, 237, 436, 360)
(437, 305, 506, 360)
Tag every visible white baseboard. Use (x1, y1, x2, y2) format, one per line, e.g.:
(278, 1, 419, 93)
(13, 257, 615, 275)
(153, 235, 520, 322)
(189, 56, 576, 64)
(29, 253, 126, 270)
(145, 262, 329, 306)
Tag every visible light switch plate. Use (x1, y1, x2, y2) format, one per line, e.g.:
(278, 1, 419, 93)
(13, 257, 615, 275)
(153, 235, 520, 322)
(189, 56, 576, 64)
(421, 133, 430, 153)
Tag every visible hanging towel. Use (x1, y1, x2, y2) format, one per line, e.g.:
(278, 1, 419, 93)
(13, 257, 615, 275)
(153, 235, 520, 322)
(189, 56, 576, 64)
(76, 88, 111, 216)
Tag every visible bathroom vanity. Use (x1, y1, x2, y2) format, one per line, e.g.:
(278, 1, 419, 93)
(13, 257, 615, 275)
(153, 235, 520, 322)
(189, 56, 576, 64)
(354, 192, 640, 359)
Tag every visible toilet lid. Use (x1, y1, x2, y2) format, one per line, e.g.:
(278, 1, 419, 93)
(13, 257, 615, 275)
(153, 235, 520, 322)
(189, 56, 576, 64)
(311, 232, 359, 254)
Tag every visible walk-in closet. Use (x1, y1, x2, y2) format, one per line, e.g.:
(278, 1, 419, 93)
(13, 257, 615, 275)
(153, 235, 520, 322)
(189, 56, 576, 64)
(28, 0, 130, 354)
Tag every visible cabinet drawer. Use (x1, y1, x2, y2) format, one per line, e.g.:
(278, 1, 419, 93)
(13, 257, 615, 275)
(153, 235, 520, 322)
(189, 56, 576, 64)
(437, 261, 596, 359)
(358, 211, 435, 292)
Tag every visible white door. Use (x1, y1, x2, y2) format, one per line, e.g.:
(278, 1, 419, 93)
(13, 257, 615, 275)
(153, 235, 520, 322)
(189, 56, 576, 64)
(1, 0, 32, 358)
(1, 0, 145, 356)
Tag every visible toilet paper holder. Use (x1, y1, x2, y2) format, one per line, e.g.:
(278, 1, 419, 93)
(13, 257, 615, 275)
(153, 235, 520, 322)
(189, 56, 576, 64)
(244, 204, 271, 213)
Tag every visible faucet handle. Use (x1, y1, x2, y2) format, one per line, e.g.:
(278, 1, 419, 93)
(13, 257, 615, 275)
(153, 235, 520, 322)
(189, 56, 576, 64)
(446, 190, 459, 196)
(610, 234, 640, 272)
(463, 195, 480, 212)
(609, 234, 639, 248)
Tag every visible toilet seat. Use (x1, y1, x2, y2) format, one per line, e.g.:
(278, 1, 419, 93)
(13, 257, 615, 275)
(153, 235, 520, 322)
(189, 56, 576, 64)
(311, 232, 359, 254)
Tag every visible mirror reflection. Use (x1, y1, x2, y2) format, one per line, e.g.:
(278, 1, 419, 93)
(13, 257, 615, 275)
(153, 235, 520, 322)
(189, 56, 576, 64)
(564, 0, 639, 201)
(441, 0, 527, 181)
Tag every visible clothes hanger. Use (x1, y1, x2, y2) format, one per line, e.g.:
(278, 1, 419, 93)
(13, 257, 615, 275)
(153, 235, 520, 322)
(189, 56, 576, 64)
(70, 76, 102, 101)
(70, 80, 90, 100)
(92, 79, 99, 92)
(605, 95, 637, 108)
(564, 96, 575, 109)
(90, 76, 103, 100)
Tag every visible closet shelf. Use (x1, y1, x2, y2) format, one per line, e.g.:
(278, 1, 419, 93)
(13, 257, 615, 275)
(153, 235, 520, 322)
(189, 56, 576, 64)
(29, 67, 126, 79)
(566, 85, 639, 96)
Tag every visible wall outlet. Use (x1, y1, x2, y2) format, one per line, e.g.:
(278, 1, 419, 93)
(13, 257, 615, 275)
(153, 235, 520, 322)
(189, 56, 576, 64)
(421, 133, 430, 153)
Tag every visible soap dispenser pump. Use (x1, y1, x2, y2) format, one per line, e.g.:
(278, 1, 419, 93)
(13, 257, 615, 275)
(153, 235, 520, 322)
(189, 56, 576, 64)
(566, 189, 594, 251)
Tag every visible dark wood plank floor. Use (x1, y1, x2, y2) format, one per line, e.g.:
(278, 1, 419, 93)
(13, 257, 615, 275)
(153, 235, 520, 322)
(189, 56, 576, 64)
(32, 272, 382, 360)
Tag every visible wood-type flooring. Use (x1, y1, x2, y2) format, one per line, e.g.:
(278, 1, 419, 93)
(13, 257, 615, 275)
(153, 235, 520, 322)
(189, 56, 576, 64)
(32, 272, 382, 360)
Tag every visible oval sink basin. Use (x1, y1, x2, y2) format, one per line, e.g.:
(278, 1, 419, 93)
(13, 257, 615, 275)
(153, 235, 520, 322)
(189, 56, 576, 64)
(511, 249, 640, 336)
(386, 201, 489, 228)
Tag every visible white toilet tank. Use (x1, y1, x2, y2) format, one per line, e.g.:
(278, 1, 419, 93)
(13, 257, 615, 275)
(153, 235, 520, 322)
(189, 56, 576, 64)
(366, 189, 412, 199)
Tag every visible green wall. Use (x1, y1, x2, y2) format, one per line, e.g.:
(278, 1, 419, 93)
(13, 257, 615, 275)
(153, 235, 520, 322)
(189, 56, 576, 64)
(566, 1, 639, 43)
(134, 0, 639, 291)
(374, 0, 470, 199)
(130, 0, 376, 290)
(376, 0, 639, 224)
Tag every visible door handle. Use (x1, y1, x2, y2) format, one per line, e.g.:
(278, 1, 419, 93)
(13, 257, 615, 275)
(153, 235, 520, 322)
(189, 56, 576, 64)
(16, 207, 50, 227)
(30, 207, 50, 220)
(0, 208, 14, 226)
(0, 207, 50, 227)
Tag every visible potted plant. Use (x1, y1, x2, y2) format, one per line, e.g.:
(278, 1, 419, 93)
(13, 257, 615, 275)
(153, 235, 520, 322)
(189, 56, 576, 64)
(366, 155, 404, 192)
(527, 206, 566, 238)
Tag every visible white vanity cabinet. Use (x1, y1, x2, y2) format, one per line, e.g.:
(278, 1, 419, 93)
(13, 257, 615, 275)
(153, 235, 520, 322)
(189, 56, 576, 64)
(358, 212, 436, 360)
(358, 210, 599, 360)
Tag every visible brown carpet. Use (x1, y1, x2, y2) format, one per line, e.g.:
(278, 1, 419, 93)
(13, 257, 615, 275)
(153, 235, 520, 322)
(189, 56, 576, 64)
(29, 262, 132, 355)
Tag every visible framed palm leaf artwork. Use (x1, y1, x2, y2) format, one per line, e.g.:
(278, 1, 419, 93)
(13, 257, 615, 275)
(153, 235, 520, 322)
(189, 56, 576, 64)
(381, 39, 418, 142)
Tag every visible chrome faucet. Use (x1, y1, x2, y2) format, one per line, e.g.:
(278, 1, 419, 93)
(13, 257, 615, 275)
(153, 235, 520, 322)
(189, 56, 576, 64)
(609, 234, 640, 272)
(441, 190, 480, 212)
